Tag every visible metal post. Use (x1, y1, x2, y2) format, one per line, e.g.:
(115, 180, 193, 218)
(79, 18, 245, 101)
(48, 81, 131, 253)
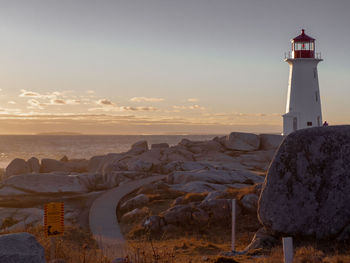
(231, 199, 236, 252)
(282, 237, 293, 263)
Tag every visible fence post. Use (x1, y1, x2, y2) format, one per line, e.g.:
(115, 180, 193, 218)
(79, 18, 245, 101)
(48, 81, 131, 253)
(282, 237, 293, 263)
(231, 199, 236, 252)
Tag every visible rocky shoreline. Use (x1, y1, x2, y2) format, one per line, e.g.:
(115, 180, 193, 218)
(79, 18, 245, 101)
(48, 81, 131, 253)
(0, 132, 282, 238)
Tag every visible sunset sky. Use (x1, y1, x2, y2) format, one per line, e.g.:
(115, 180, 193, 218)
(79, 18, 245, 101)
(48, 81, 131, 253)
(0, 0, 349, 134)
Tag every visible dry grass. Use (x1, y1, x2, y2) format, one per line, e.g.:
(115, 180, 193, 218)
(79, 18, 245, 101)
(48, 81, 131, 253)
(225, 185, 257, 200)
(146, 190, 185, 202)
(2, 224, 350, 263)
(256, 246, 350, 263)
(179, 192, 208, 204)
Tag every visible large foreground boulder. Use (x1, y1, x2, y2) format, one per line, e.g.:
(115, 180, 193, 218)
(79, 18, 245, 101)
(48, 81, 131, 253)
(258, 126, 350, 239)
(0, 232, 46, 263)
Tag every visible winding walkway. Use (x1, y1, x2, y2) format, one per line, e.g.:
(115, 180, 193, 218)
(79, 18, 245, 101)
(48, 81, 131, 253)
(89, 175, 166, 258)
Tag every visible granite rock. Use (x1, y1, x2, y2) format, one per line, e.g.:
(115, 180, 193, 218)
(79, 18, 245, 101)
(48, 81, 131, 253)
(259, 126, 350, 239)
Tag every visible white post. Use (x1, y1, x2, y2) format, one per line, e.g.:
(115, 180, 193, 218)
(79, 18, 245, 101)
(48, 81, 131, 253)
(231, 199, 236, 252)
(282, 237, 293, 263)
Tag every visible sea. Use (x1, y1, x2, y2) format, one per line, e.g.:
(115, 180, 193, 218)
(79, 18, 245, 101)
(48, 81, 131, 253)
(0, 135, 220, 169)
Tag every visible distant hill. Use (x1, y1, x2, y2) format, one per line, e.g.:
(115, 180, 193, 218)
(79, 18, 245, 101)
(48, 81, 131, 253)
(35, 132, 83, 136)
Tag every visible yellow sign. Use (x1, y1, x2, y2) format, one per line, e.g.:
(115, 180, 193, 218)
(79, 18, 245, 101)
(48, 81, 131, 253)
(44, 202, 64, 237)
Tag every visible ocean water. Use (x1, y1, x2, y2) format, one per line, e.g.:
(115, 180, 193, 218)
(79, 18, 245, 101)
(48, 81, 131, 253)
(0, 135, 219, 168)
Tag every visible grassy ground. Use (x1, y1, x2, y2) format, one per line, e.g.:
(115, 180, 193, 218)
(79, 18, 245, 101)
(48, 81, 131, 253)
(117, 184, 350, 262)
(1, 224, 350, 262)
(1, 183, 350, 262)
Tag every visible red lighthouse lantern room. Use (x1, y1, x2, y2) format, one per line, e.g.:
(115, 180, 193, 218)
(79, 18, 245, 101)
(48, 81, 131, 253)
(292, 29, 315, 58)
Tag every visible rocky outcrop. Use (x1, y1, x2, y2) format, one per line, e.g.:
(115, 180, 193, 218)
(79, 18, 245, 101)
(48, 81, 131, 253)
(259, 126, 350, 239)
(127, 159, 153, 172)
(0, 131, 282, 236)
(40, 158, 66, 173)
(27, 157, 40, 173)
(1, 173, 88, 194)
(241, 193, 258, 213)
(245, 228, 277, 250)
(0, 232, 46, 263)
(224, 132, 260, 151)
(5, 159, 30, 179)
(121, 207, 149, 223)
(179, 139, 224, 154)
(170, 181, 229, 193)
(88, 155, 105, 173)
(168, 169, 264, 185)
(65, 159, 89, 173)
(120, 194, 149, 213)
(3, 132, 280, 179)
(259, 134, 283, 150)
(151, 143, 169, 149)
(0, 208, 43, 230)
(40, 158, 88, 173)
(130, 140, 148, 154)
(143, 198, 238, 235)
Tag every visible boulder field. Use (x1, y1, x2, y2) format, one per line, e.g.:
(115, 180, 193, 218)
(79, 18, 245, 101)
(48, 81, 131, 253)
(0, 132, 282, 234)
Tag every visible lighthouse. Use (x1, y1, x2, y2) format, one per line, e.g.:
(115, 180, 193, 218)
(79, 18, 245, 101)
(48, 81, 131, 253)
(283, 29, 323, 135)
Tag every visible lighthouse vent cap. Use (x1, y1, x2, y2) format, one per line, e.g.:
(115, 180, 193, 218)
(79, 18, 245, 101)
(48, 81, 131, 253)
(292, 29, 315, 42)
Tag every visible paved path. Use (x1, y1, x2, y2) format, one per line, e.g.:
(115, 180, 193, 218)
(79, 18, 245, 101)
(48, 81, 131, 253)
(89, 175, 165, 258)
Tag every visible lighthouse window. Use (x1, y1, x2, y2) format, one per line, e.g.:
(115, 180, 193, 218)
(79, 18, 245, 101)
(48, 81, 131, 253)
(294, 42, 312, 50)
(315, 91, 318, 102)
(310, 42, 314, 50)
(314, 68, 317, 79)
(307, 122, 313, 126)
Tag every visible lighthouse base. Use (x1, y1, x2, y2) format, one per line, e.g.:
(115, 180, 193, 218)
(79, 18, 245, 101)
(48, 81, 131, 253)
(283, 112, 299, 135)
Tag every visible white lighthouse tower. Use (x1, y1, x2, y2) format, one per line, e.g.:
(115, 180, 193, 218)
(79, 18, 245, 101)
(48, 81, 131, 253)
(283, 29, 323, 135)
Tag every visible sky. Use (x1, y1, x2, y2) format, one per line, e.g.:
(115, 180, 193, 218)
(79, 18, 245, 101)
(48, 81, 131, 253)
(0, 0, 349, 134)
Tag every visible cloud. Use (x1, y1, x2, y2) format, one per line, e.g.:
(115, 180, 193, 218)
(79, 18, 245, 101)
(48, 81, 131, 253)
(20, 90, 41, 98)
(187, 98, 199, 102)
(87, 90, 95, 94)
(97, 99, 114, 106)
(121, 106, 158, 111)
(19, 89, 61, 99)
(173, 104, 205, 110)
(189, 105, 205, 110)
(0, 107, 21, 115)
(65, 99, 81, 105)
(27, 99, 46, 110)
(8, 101, 16, 105)
(89, 105, 158, 112)
(130, 97, 164, 102)
(50, 99, 66, 105)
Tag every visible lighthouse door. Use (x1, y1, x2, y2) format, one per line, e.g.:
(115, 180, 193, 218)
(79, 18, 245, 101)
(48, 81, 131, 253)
(293, 117, 298, 131)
